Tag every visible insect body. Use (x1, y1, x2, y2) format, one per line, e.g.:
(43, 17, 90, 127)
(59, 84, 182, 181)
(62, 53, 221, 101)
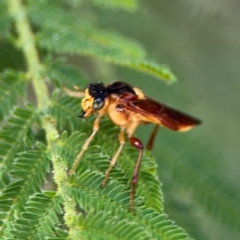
(69, 81, 201, 211)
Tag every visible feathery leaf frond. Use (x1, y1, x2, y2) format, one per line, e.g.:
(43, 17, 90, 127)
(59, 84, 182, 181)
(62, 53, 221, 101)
(0, 145, 50, 237)
(44, 58, 89, 89)
(0, 70, 26, 120)
(50, 92, 82, 132)
(1, 0, 230, 239)
(55, 129, 190, 240)
(0, 106, 39, 175)
(27, 0, 176, 83)
(72, 180, 192, 240)
(10, 192, 62, 240)
(87, 0, 138, 11)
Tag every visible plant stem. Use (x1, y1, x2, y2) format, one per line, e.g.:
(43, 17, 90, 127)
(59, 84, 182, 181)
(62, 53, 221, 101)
(7, 0, 48, 111)
(7, 0, 79, 236)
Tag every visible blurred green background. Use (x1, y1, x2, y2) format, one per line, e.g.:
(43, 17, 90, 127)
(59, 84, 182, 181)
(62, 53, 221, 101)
(73, 1, 240, 240)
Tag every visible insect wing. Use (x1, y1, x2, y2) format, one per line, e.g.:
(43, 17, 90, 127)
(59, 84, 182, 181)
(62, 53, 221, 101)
(125, 97, 201, 131)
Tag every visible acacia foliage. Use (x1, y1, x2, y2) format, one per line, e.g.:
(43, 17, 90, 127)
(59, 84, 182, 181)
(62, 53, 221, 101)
(1, 0, 239, 240)
(0, 0, 191, 239)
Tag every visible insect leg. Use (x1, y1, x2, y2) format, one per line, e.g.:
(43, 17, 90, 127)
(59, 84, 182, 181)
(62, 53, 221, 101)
(69, 114, 102, 174)
(129, 137, 143, 211)
(101, 126, 125, 187)
(146, 124, 159, 150)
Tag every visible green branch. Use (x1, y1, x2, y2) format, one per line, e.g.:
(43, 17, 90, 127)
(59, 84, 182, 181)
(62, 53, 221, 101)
(7, 0, 48, 111)
(6, 0, 79, 237)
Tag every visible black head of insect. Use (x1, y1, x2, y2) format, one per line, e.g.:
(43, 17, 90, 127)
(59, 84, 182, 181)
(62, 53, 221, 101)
(88, 82, 109, 111)
(80, 82, 109, 117)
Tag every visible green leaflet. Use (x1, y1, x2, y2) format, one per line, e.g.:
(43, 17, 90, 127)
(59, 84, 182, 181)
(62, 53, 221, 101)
(10, 192, 62, 240)
(43, 58, 89, 89)
(0, 70, 26, 120)
(55, 124, 190, 239)
(0, 146, 50, 237)
(1, 0, 227, 239)
(0, 105, 41, 238)
(50, 90, 82, 132)
(0, 106, 40, 174)
(27, 0, 176, 83)
(87, 0, 138, 11)
(72, 177, 192, 240)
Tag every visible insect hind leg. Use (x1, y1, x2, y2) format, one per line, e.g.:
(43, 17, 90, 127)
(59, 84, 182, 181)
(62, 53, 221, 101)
(147, 124, 159, 150)
(129, 137, 143, 211)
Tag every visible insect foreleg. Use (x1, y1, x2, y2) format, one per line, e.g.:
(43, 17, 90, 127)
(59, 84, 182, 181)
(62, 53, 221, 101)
(101, 126, 125, 187)
(69, 114, 102, 174)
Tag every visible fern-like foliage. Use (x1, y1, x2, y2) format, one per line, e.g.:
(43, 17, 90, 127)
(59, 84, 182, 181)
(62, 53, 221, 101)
(0, 0, 181, 239)
(44, 58, 89, 89)
(87, 0, 138, 11)
(0, 106, 39, 180)
(27, 0, 176, 83)
(57, 130, 191, 240)
(0, 70, 26, 120)
(0, 0, 237, 240)
(0, 146, 50, 238)
(10, 192, 63, 240)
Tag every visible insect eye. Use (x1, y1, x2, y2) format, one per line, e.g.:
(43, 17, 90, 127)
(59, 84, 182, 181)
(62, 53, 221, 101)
(92, 98, 104, 110)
